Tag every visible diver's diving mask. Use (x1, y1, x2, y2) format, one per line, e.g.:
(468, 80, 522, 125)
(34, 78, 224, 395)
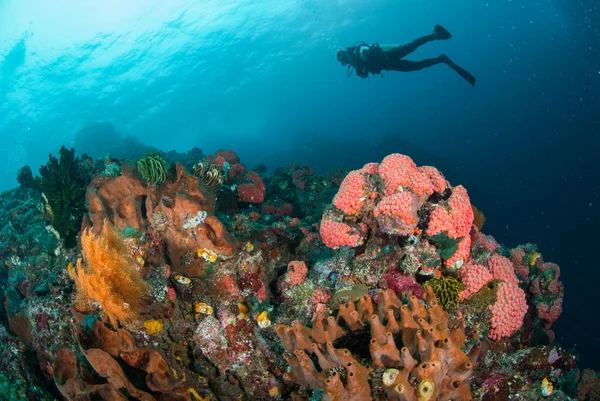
(336, 49, 352, 66)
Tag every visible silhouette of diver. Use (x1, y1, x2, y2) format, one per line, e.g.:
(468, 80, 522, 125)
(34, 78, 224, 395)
(336, 25, 476, 86)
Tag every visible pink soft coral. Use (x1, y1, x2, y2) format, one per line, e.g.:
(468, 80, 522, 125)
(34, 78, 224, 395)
(489, 281, 528, 340)
(427, 186, 474, 239)
(460, 255, 528, 340)
(460, 263, 493, 300)
(377, 154, 446, 196)
(319, 218, 366, 249)
(373, 191, 423, 235)
(287, 261, 308, 285)
(238, 171, 265, 203)
(333, 170, 369, 215)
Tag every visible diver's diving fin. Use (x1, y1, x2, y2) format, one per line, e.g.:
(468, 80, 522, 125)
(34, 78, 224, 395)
(433, 24, 452, 40)
(456, 67, 476, 86)
(440, 54, 476, 86)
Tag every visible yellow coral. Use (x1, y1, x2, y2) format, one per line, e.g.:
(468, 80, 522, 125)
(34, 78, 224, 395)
(66, 262, 74, 277)
(257, 311, 271, 328)
(238, 300, 249, 319)
(143, 319, 164, 335)
(530, 252, 541, 266)
(541, 377, 553, 397)
(174, 275, 192, 285)
(195, 302, 213, 315)
(417, 379, 435, 401)
(198, 248, 218, 262)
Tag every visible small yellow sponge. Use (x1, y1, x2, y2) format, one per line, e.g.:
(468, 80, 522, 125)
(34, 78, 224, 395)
(143, 319, 164, 335)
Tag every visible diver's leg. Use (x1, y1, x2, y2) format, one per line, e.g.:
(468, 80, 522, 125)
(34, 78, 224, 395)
(388, 57, 445, 71)
(387, 55, 476, 86)
(387, 25, 452, 59)
(388, 35, 435, 59)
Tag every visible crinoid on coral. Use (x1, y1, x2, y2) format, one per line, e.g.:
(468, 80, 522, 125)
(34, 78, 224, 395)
(275, 287, 479, 401)
(192, 159, 224, 190)
(137, 152, 169, 185)
(69, 222, 150, 328)
(425, 276, 462, 311)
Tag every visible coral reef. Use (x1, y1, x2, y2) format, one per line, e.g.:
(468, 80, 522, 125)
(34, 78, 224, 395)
(0, 149, 594, 401)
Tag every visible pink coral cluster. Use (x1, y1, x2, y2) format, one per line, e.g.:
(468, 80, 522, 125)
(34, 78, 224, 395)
(332, 170, 371, 215)
(378, 153, 447, 196)
(459, 263, 493, 300)
(531, 261, 564, 329)
(319, 218, 367, 249)
(489, 254, 520, 285)
(426, 186, 474, 239)
(238, 171, 265, 203)
(207, 149, 247, 184)
(321, 154, 473, 270)
(318, 153, 564, 344)
(460, 254, 528, 340)
(286, 261, 308, 285)
(510, 247, 530, 279)
(446, 236, 472, 268)
(228, 163, 247, 182)
(373, 191, 423, 235)
(489, 282, 528, 340)
(537, 299, 563, 329)
(290, 165, 314, 190)
(310, 289, 331, 305)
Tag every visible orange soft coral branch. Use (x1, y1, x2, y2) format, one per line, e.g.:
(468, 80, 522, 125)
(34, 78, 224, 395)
(70, 221, 149, 328)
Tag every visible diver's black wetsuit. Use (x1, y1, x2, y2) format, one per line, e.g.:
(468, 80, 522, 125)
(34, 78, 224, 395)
(347, 25, 476, 86)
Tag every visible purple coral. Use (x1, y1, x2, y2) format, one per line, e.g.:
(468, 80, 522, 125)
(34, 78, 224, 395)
(381, 269, 424, 298)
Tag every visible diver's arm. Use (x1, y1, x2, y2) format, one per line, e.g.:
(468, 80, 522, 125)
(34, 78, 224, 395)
(356, 66, 369, 78)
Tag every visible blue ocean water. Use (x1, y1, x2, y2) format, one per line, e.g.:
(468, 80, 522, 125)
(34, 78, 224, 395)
(0, 0, 598, 369)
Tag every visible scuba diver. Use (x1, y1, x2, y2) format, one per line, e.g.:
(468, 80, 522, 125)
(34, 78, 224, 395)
(336, 25, 476, 86)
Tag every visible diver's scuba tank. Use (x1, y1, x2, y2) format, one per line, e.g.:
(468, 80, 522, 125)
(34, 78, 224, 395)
(350, 41, 371, 62)
(358, 44, 371, 61)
